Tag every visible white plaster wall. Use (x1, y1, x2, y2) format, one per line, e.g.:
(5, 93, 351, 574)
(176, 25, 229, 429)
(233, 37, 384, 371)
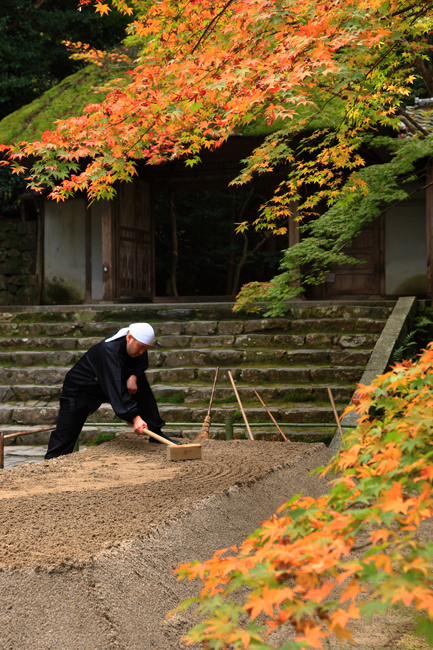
(385, 204, 427, 296)
(44, 199, 86, 301)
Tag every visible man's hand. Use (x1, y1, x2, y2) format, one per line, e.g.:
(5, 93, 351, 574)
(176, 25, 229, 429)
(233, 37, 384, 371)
(127, 375, 138, 394)
(133, 415, 148, 435)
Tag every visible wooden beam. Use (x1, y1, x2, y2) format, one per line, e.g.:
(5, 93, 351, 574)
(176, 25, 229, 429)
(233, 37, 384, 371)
(35, 200, 45, 305)
(288, 201, 302, 292)
(101, 200, 115, 301)
(85, 204, 92, 302)
(427, 164, 433, 304)
(379, 214, 386, 297)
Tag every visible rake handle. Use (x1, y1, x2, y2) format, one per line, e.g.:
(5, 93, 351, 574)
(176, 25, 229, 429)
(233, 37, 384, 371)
(207, 367, 219, 417)
(253, 389, 288, 442)
(228, 371, 254, 441)
(327, 387, 344, 439)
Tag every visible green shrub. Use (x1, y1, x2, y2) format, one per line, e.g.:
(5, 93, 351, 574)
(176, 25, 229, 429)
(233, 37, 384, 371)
(393, 308, 433, 363)
(93, 432, 116, 446)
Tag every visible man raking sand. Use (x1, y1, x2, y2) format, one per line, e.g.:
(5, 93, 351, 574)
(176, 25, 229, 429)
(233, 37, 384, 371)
(45, 322, 187, 459)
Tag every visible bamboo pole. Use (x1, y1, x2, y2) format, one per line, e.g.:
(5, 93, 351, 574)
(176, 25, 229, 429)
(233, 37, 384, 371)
(327, 387, 345, 439)
(253, 389, 288, 442)
(90, 421, 337, 428)
(4, 426, 53, 441)
(227, 371, 254, 441)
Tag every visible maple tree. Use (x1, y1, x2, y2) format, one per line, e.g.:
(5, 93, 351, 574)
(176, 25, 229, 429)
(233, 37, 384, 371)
(174, 345, 433, 648)
(1, 0, 433, 308)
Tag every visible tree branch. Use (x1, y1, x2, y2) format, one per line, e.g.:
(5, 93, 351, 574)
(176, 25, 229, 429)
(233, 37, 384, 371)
(4, 0, 49, 35)
(415, 56, 433, 96)
(190, 0, 237, 54)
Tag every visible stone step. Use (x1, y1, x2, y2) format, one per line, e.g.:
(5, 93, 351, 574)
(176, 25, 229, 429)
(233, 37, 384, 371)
(0, 317, 387, 339)
(0, 331, 381, 351)
(0, 301, 394, 438)
(0, 383, 355, 404)
(0, 402, 343, 426)
(0, 364, 364, 386)
(0, 302, 394, 324)
(0, 347, 373, 368)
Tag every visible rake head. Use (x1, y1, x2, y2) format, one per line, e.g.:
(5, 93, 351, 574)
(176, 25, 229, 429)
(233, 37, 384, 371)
(195, 415, 211, 441)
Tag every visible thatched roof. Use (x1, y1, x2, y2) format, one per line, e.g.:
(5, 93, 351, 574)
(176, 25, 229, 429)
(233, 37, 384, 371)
(0, 65, 115, 145)
(0, 61, 346, 147)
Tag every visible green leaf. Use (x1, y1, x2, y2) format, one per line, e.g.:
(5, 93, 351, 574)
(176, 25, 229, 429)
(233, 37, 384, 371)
(416, 617, 433, 646)
(360, 600, 389, 619)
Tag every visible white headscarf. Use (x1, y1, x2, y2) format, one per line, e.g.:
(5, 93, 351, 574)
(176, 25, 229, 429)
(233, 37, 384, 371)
(105, 323, 155, 346)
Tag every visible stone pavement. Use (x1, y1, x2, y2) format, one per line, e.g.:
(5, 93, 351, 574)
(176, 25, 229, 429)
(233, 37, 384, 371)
(3, 445, 84, 469)
(3, 445, 47, 468)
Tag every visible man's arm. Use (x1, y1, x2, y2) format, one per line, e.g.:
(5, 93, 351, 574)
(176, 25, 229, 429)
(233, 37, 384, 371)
(127, 375, 138, 394)
(96, 346, 143, 422)
(133, 414, 148, 434)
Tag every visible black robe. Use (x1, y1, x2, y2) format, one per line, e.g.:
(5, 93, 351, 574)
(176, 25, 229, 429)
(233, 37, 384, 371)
(63, 334, 148, 421)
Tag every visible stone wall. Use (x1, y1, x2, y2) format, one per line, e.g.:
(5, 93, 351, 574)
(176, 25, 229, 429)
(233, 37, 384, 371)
(0, 219, 38, 305)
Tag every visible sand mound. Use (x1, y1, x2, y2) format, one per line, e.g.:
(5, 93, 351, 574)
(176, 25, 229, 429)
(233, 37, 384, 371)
(0, 437, 331, 650)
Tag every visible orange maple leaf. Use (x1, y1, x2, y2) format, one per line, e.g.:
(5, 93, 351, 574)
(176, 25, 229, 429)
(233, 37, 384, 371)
(340, 579, 362, 603)
(296, 621, 328, 649)
(339, 443, 362, 469)
(332, 623, 355, 643)
(94, 2, 110, 15)
(381, 482, 407, 513)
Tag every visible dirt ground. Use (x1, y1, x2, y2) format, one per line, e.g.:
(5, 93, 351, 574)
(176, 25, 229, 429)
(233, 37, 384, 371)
(0, 436, 430, 650)
(0, 436, 327, 571)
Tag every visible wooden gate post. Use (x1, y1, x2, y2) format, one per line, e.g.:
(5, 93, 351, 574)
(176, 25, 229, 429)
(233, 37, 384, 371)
(102, 200, 115, 301)
(426, 164, 433, 305)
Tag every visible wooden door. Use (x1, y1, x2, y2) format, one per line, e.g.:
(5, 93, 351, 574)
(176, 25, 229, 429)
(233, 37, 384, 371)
(322, 220, 382, 298)
(114, 181, 154, 300)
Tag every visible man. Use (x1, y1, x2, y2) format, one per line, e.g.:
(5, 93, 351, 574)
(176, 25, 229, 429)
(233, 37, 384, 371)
(45, 322, 178, 459)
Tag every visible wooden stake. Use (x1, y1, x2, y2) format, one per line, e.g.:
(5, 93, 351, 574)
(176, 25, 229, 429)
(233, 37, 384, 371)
(0, 426, 53, 470)
(227, 371, 254, 441)
(327, 387, 344, 439)
(253, 389, 288, 442)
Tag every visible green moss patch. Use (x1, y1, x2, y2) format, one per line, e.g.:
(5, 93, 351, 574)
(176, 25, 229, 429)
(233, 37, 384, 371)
(0, 65, 122, 145)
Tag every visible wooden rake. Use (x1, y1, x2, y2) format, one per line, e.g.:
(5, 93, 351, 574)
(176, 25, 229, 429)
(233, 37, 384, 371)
(195, 367, 219, 441)
(253, 389, 288, 442)
(228, 371, 254, 441)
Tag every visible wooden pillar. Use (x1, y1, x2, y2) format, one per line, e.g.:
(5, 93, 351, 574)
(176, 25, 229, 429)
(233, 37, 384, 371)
(169, 191, 179, 297)
(379, 214, 386, 297)
(85, 205, 92, 302)
(35, 200, 45, 305)
(288, 202, 302, 291)
(101, 200, 115, 301)
(426, 164, 433, 304)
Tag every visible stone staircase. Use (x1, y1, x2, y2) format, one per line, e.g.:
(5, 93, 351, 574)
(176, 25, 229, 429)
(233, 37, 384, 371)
(0, 301, 395, 443)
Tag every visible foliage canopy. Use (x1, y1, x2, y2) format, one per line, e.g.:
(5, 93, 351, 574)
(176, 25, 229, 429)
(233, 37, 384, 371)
(2, 0, 433, 308)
